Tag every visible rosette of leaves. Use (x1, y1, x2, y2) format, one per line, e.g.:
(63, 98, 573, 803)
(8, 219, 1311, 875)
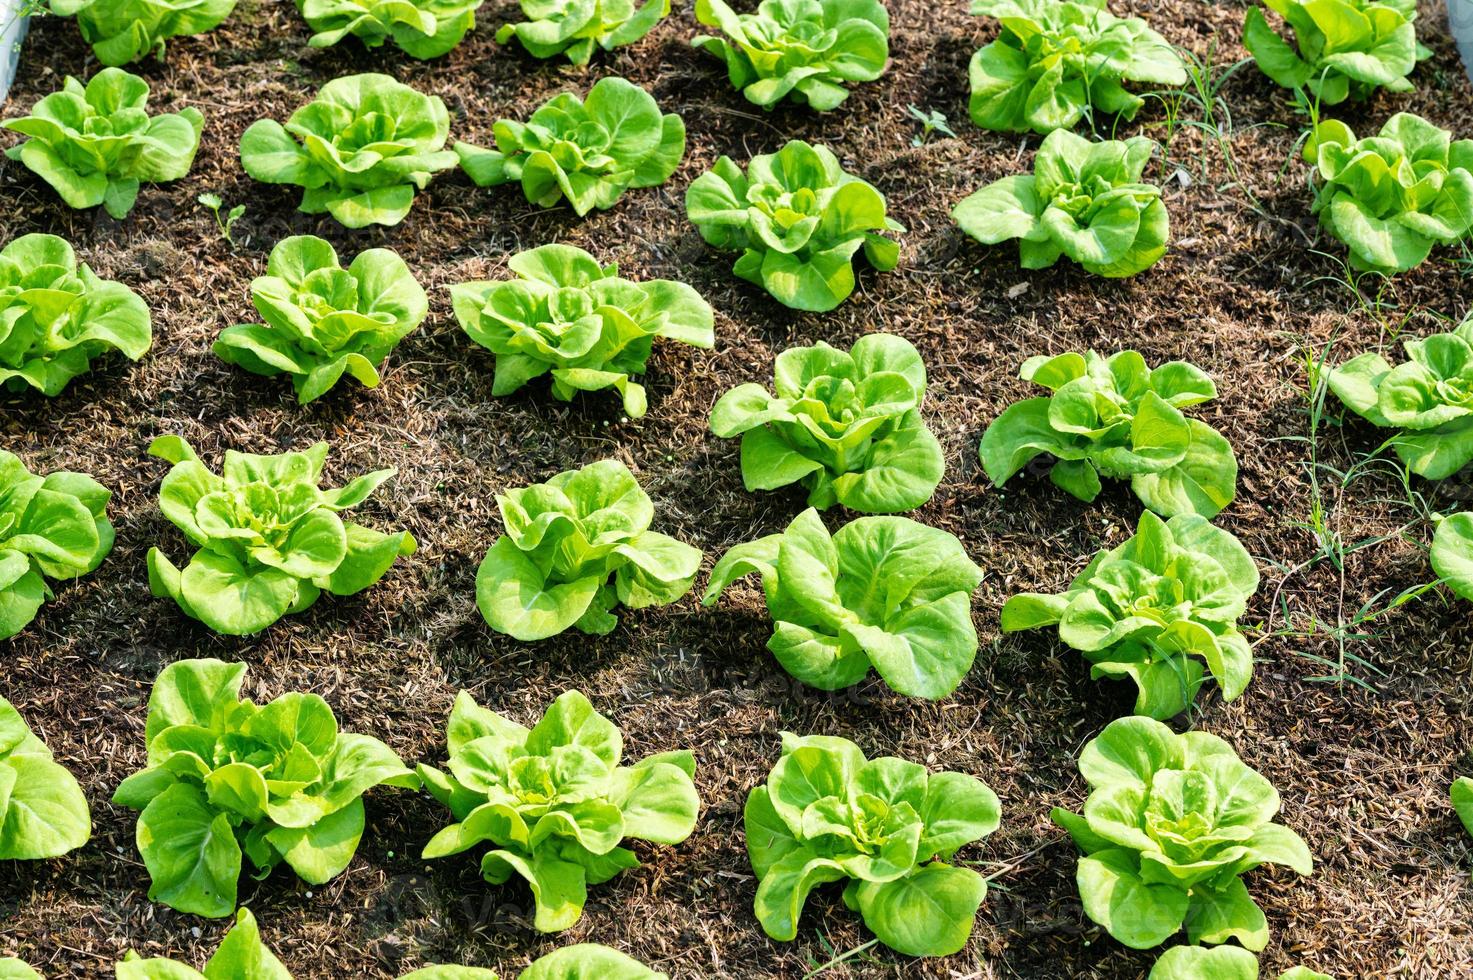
(2, 68, 203, 220)
(145, 436, 417, 635)
(980, 349, 1237, 518)
(1148, 946, 1331, 980)
(49, 0, 236, 66)
(214, 235, 427, 404)
(0, 451, 114, 640)
(704, 509, 983, 699)
(496, 0, 670, 64)
(691, 0, 889, 112)
(953, 130, 1169, 278)
(967, 0, 1186, 135)
(475, 459, 700, 641)
(708, 334, 942, 512)
(1001, 510, 1259, 719)
(744, 732, 1000, 956)
(239, 73, 458, 229)
(112, 659, 418, 918)
(0, 697, 90, 860)
(1244, 0, 1429, 104)
(1051, 716, 1313, 952)
(685, 140, 903, 312)
(1301, 113, 1473, 274)
(1327, 315, 1473, 479)
(450, 243, 714, 418)
(455, 77, 684, 217)
(418, 690, 700, 933)
(297, 0, 486, 58)
(0, 234, 151, 396)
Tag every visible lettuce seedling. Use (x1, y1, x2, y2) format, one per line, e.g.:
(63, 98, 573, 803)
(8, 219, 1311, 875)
(240, 73, 458, 229)
(1244, 0, 1429, 105)
(1052, 716, 1312, 951)
(1149, 946, 1331, 980)
(1328, 315, 1473, 478)
(475, 459, 700, 640)
(968, 0, 1185, 135)
(1302, 113, 1473, 274)
(113, 659, 418, 918)
(1002, 511, 1259, 719)
(214, 235, 427, 404)
(685, 140, 903, 312)
(708, 333, 942, 513)
(0, 233, 151, 396)
(0, 451, 114, 640)
(50, 0, 236, 66)
(980, 349, 1237, 518)
(692, 0, 889, 112)
(456, 77, 684, 217)
(705, 509, 983, 698)
(496, 0, 670, 63)
(450, 244, 713, 418)
(419, 690, 700, 933)
(146, 436, 416, 635)
(953, 131, 1169, 278)
(298, 0, 486, 57)
(3, 68, 203, 219)
(745, 732, 1000, 956)
(0, 697, 90, 860)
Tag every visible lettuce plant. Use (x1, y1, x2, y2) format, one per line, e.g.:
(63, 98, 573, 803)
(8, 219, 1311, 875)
(418, 690, 700, 933)
(691, 0, 889, 112)
(1454, 777, 1473, 838)
(450, 244, 713, 419)
(953, 131, 1168, 278)
(0, 233, 151, 396)
(240, 73, 457, 229)
(214, 235, 427, 404)
(496, 0, 670, 64)
(3, 68, 203, 220)
(1244, 0, 1429, 104)
(1433, 512, 1473, 604)
(113, 659, 418, 918)
(1002, 511, 1259, 720)
(705, 509, 983, 699)
(968, 0, 1185, 135)
(745, 732, 1000, 956)
(0, 961, 40, 979)
(0, 696, 90, 860)
(297, 0, 486, 57)
(980, 349, 1237, 518)
(708, 334, 942, 512)
(146, 436, 416, 635)
(1052, 716, 1313, 951)
(475, 459, 700, 640)
(1149, 946, 1331, 980)
(1302, 113, 1473, 274)
(0, 451, 114, 640)
(49, 0, 236, 66)
(456, 78, 684, 217)
(685, 140, 903, 312)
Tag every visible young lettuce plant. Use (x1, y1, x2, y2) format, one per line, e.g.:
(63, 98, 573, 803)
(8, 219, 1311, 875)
(953, 131, 1169, 278)
(691, 0, 889, 112)
(980, 349, 1238, 518)
(1148, 946, 1331, 980)
(1244, 0, 1429, 104)
(0, 697, 90, 860)
(1433, 512, 1473, 605)
(240, 74, 457, 228)
(1001, 511, 1260, 719)
(496, 0, 670, 64)
(745, 732, 1000, 956)
(450, 243, 713, 419)
(1454, 777, 1473, 838)
(113, 659, 418, 918)
(0, 233, 151, 396)
(685, 140, 903, 312)
(456, 77, 684, 217)
(146, 436, 416, 635)
(708, 333, 942, 512)
(418, 690, 700, 933)
(704, 509, 983, 699)
(214, 235, 428, 404)
(476, 459, 700, 640)
(297, 0, 486, 58)
(49, 0, 236, 66)
(1052, 716, 1313, 952)
(1302, 113, 1473, 274)
(968, 0, 1186, 135)
(3, 68, 203, 219)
